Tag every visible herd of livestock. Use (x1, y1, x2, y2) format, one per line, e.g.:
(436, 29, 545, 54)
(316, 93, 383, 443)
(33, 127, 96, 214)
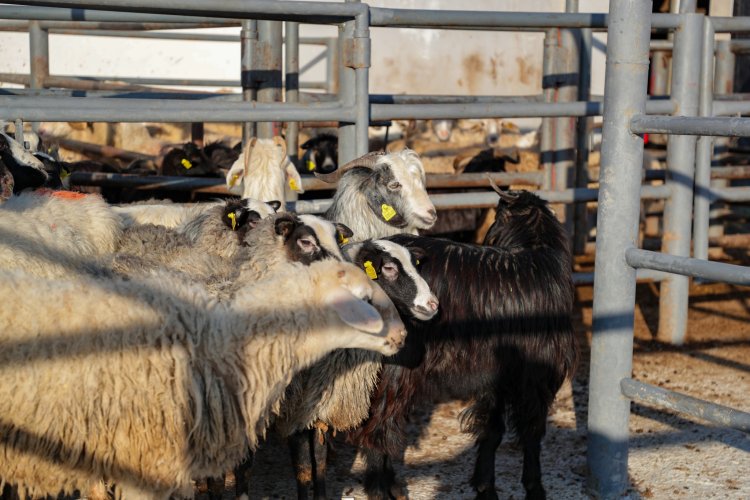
(0, 127, 577, 500)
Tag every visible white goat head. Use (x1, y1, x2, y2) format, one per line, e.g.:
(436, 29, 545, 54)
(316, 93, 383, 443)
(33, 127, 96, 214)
(317, 149, 437, 231)
(225, 136, 304, 208)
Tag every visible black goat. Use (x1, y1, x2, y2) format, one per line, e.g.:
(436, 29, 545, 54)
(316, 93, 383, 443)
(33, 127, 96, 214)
(347, 189, 577, 500)
(161, 142, 218, 177)
(0, 133, 48, 193)
(204, 140, 241, 170)
(300, 133, 338, 175)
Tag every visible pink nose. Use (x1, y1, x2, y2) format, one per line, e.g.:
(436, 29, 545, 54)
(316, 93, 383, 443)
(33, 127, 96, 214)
(427, 297, 439, 311)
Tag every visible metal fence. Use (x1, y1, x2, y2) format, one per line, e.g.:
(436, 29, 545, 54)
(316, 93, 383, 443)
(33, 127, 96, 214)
(1, 1, 750, 497)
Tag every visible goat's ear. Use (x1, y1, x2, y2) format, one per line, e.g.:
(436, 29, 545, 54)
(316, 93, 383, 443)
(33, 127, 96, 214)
(408, 246, 427, 262)
(222, 201, 248, 231)
(342, 241, 364, 262)
(285, 161, 304, 194)
(274, 213, 299, 239)
(300, 137, 314, 150)
(324, 286, 384, 334)
(267, 200, 282, 212)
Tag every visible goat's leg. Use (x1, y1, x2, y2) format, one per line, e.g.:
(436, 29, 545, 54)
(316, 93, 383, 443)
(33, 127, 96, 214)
(311, 421, 329, 500)
(470, 402, 505, 500)
(363, 447, 406, 500)
(289, 429, 314, 500)
(233, 449, 255, 499)
(204, 475, 225, 500)
(514, 397, 549, 500)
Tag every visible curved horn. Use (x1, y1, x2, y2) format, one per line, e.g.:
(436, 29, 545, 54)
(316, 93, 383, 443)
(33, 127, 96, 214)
(272, 135, 287, 157)
(242, 137, 257, 175)
(314, 150, 386, 183)
(485, 174, 517, 201)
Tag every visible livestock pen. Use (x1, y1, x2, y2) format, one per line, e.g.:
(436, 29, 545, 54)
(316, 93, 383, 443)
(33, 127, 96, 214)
(0, 0, 749, 498)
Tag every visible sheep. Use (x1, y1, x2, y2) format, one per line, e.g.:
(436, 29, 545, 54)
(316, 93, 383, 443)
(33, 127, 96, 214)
(161, 142, 219, 178)
(276, 238, 438, 500)
(111, 198, 280, 230)
(225, 136, 304, 207)
(315, 149, 437, 241)
(0, 132, 48, 193)
(0, 258, 407, 500)
(346, 188, 578, 500)
(299, 133, 338, 175)
(0, 190, 123, 278)
(203, 140, 241, 171)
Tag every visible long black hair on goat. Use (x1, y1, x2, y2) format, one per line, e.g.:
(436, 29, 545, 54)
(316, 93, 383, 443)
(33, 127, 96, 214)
(347, 189, 577, 500)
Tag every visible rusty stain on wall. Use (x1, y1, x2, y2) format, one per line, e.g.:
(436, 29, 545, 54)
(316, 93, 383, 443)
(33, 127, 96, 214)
(462, 53, 484, 94)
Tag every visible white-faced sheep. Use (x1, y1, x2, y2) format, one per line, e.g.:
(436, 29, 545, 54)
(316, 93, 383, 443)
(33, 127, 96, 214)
(0, 190, 123, 278)
(225, 136, 304, 207)
(0, 259, 407, 500)
(276, 239, 438, 499)
(316, 149, 437, 241)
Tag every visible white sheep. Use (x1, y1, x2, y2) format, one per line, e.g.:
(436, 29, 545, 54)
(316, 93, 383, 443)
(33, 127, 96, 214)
(0, 190, 123, 278)
(225, 137, 304, 207)
(0, 259, 406, 500)
(317, 149, 437, 241)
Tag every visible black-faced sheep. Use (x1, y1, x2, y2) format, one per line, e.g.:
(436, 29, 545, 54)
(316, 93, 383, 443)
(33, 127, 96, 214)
(300, 133, 338, 175)
(161, 142, 219, 178)
(277, 239, 438, 500)
(203, 140, 241, 171)
(346, 189, 578, 500)
(226, 137, 304, 206)
(0, 259, 407, 500)
(0, 132, 48, 193)
(316, 149, 437, 241)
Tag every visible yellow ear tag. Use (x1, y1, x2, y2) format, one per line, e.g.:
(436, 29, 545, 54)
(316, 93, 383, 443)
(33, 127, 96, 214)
(363, 260, 378, 280)
(227, 211, 237, 231)
(338, 233, 349, 246)
(229, 173, 240, 187)
(416, 259, 420, 265)
(60, 168, 70, 180)
(181, 158, 193, 170)
(381, 204, 397, 222)
(289, 177, 300, 191)
(306, 160, 316, 172)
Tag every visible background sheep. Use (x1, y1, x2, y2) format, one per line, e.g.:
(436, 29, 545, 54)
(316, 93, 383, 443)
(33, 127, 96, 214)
(225, 137, 304, 207)
(276, 239, 438, 500)
(316, 149, 437, 241)
(160, 142, 218, 178)
(0, 190, 123, 278)
(299, 133, 338, 175)
(0, 259, 406, 500)
(348, 189, 578, 500)
(0, 132, 48, 194)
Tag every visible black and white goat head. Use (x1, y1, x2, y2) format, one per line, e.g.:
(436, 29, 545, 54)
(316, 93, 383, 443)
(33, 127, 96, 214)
(0, 133, 48, 194)
(260, 212, 353, 265)
(300, 133, 338, 175)
(318, 149, 437, 240)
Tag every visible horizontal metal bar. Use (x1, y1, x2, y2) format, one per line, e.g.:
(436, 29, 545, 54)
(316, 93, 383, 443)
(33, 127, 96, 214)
(371, 99, 674, 121)
(0, 20, 236, 30)
(62, 75, 241, 87)
(645, 166, 750, 181)
(625, 248, 750, 286)
(0, 96, 353, 123)
(573, 269, 670, 285)
(710, 186, 750, 202)
(369, 94, 544, 105)
(621, 378, 750, 433)
(0, 1, 364, 24)
(712, 100, 750, 116)
(0, 5, 235, 24)
(631, 115, 750, 137)
(42, 29, 331, 45)
(709, 16, 750, 33)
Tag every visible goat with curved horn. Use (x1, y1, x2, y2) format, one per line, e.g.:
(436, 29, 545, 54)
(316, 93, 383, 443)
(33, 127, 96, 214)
(486, 173, 518, 201)
(314, 150, 386, 184)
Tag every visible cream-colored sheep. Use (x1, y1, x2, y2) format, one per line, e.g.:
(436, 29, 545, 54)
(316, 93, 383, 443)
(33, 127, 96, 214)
(0, 190, 122, 278)
(0, 260, 406, 500)
(225, 137, 304, 207)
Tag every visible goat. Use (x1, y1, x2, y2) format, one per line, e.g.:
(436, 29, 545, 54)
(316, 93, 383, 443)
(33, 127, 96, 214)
(0, 133, 48, 194)
(347, 188, 578, 500)
(161, 142, 219, 177)
(300, 133, 338, 175)
(317, 149, 437, 241)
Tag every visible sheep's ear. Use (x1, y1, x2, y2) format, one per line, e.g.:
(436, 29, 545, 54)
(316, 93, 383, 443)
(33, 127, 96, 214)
(408, 246, 427, 262)
(222, 202, 248, 231)
(274, 213, 299, 239)
(285, 161, 305, 193)
(342, 241, 364, 262)
(267, 200, 282, 212)
(324, 287, 384, 334)
(225, 158, 245, 192)
(300, 137, 314, 150)
(335, 222, 354, 239)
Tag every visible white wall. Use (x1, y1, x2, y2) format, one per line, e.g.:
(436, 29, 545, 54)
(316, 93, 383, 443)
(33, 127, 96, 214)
(0, 1, 609, 102)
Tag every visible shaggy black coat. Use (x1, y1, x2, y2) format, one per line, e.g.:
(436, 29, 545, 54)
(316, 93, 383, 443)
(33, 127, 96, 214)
(348, 190, 577, 500)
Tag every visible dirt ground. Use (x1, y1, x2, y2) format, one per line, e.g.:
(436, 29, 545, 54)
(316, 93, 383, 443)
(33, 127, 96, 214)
(238, 279, 749, 500)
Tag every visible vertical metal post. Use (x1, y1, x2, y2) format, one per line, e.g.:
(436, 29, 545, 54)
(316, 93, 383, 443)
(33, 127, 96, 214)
(540, 29, 557, 190)
(286, 21, 300, 177)
(241, 20, 258, 143)
(693, 20, 715, 262)
(658, 14, 704, 345)
(573, 26, 592, 255)
(28, 20, 48, 132)
(587, 1, 651, 497)
(14, 119, 24, 145)
(326, 37, 340, 95)
(190, 122, 204, 148)
(555, 24, 580, 241)
(256, 20, 282, 140)
(337, 0, 359, 164)
(710, 40, 734, 240)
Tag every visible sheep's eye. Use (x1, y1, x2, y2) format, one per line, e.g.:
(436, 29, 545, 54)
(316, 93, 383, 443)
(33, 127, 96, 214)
(297, 237, 317, 253)
(387, 181, 402, 191)
(381, 263, 399, 280)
